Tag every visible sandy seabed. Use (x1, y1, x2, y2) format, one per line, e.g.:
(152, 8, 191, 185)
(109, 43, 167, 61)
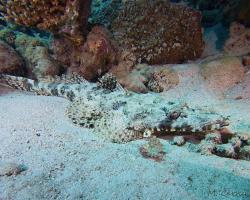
(0, 63, 250, 200)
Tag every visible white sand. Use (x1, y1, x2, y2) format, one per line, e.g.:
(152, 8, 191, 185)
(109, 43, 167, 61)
(0, 87, 250, 200)
(1, 62, 250, 200)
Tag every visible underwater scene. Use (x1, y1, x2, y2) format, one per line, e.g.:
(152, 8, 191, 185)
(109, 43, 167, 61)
(0, 0, 250, 199)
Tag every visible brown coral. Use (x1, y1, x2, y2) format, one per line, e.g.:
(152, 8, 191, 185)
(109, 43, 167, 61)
(0, 0, 91, 44)
(200, 56, 246, 95)
(51, 25, 121, 81)
(224, 22, 250, 56)
(111, 0, 204, 65)
(66, 26, 119, 80)
(0, 40, 25, 76)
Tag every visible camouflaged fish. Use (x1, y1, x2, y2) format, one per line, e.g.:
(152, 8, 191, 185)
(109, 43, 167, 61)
(0, 73, 230, 143)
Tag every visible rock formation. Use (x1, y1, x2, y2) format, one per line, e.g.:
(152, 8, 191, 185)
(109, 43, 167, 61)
(0, 40, 25, 75)
(112, 0, 204, 65)
(0, 0, 92, 45)
(200, 56, 246, 95)
(54, 26, 119, 80)
(224, 22, 250, 56)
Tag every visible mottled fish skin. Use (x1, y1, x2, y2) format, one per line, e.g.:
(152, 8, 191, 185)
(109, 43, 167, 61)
(0, 74, 231, 143)
(0, 74, 87, 101)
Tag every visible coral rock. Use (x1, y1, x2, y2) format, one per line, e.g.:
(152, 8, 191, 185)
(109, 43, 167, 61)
(0, 28, 16, 47)
(89, 0, 123, 27)
(0, 0, 92, 44)
(117, 73, 149, 93)
(200, 56, 246, 95)
(28, 46, 61, 78)
(0, 40, 25, 75)
(109, 50, 149, 92)
(224, 22, 250, 56)
(51, 35, 82, 71)
(68, 26, 119, 80)
(15, 35, 61, 79)
(112, 0, 204, 65)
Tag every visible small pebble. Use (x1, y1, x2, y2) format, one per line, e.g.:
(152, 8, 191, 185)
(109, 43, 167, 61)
(172, 136, 185, 146)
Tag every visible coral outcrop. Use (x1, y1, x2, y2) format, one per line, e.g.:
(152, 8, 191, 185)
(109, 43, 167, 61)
(23, 46, 61, 79)
(111, 0, 204, 65)
(0, 28, 16, 47)
(200, 56, 245, 95)
(224, 22, 250, 56)
(0, 40, 25, 75)
(110, 63, 180, 93)
(0, 0, 92, 44)
(89, 0, 123, 27)
(59, 26, 119, 80)
(51, 35, 83, 72)
(15, 34, 61, 78)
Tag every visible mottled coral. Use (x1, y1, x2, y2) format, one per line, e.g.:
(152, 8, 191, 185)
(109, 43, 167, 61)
(0, 40, 25, 75)
(108, 50, 147, 92)
(200, 56, 246, 95)
(89, 0, 123, 27)
(111, 63, 180, 93)
(224, 22, 250, 56)
(0, 0, 91, 44)
(51, 35, 82, 71)
(214, 133, 250, 160)
(15, 34, 61, 78)
(0, 28, 16, 46)
(111, 0, 204, 65)
(67, 26, 119, 80)
(25, 46, 61, 78)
